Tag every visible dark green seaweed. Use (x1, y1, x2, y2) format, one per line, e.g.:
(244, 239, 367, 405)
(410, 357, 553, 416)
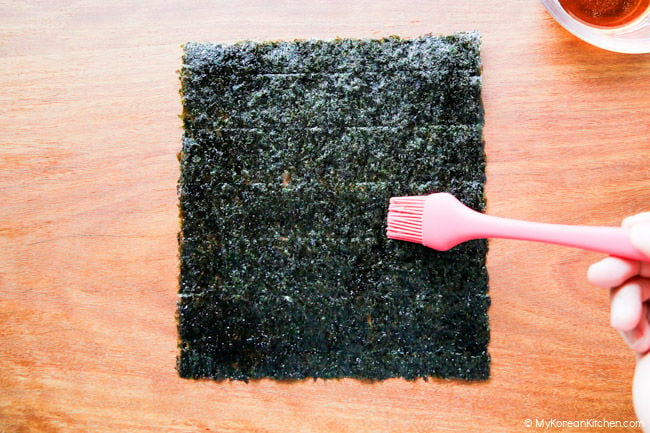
(177, 33, 489, 381)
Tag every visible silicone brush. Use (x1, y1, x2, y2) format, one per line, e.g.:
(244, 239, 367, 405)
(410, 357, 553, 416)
(386, 192, 650, 262)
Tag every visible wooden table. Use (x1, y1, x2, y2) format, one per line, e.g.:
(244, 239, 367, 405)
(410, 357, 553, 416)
(2, 1, 650, 431)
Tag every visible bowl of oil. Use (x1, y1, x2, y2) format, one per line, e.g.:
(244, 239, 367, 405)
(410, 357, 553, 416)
(541, 0, 650, 53)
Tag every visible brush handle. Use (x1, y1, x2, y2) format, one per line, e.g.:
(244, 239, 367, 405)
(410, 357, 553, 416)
(467, 212, 649, 262)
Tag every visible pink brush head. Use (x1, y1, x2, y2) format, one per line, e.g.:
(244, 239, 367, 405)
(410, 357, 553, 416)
(386, 195, 427, 244)
(387, 193, 480, 251)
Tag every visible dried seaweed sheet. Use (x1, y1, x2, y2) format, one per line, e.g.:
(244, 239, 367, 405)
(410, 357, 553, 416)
(177, 33, 489, 381)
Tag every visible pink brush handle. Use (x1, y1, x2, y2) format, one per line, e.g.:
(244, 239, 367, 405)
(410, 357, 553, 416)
(467, 213, 650, 262)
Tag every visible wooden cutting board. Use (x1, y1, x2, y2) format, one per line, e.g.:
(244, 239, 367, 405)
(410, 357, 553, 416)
(2, 1, 650, 431)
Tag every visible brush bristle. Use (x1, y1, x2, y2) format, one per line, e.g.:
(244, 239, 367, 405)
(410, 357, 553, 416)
(386, 196, 427, 244)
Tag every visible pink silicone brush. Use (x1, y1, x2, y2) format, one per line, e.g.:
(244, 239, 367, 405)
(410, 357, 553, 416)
(386, 192, 650, 262)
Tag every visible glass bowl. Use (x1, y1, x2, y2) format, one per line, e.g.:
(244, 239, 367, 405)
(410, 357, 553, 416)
(541, 0, 650, 53)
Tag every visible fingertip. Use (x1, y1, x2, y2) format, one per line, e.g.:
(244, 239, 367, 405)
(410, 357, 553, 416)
(587, 260, 608, 286)
(611, 282, 643, 332)
(587, 257, 639, 288)
(622, 212, 650, 229)
(587, 259, 608, 286)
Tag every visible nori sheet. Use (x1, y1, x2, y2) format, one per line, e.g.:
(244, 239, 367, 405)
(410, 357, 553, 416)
(177, 33, 490, 381)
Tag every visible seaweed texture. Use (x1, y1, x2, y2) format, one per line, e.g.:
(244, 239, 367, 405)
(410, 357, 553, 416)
(177, 33, 489, 381)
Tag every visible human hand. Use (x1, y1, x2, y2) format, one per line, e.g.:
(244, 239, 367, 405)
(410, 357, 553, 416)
(588, 213, 650, 355)
(587, 213, 650, 431)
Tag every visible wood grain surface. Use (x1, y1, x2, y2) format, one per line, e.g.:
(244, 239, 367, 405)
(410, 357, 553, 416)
(2, 1, 650, 432)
